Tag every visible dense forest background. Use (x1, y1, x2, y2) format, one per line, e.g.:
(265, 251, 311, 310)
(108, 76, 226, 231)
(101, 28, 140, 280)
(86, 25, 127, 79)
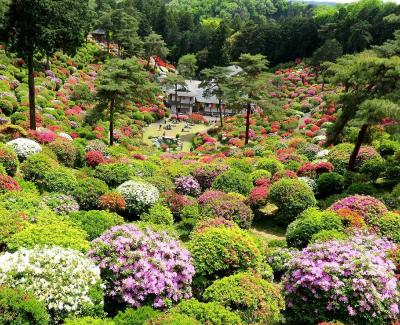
(87, 0, 400, 69)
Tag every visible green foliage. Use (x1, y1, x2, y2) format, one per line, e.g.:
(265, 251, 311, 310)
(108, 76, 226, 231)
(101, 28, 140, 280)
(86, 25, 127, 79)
(177, 53, 198, 79)
(20, 153, 58, 183)
(269, 178, 317, 226)
(95, 58, 159, 145)
(203, 272, 284, 324)
(146, 313, 200, 325)
(370, 212, 400, 243)
(256, 157, 284, 175)
(0, 142, 19, 176)
(345, 183, 377, 196)
(5, 217, 89, 252)
(312, 38, 343, 65)
(73, 177, 109, 210)
(250, 169, 271, 182)
(171, 298, 241, 325)
(143, 32, 169, 62)
(48, 138, 77, 167)
(188, 226, 262, 289)
(42, 167, 78, 194)
(113, 306, 161, 325)
(0, 286, 49, 325)
(378, 140, 400, 158)
(140, 202, 174, 225)
(327, 144, 353, 174)
(359, 158, 386, 181)
(69, 210, 124, 241)
(286, 208, 344, 249)
(212, 169, 253, 195)
(316, 172, 345, 198)
(228, 158, 253, 173)
(64, 317, 114, 325)
(310, 229, 347, 243)
(94, 163, 133, 187)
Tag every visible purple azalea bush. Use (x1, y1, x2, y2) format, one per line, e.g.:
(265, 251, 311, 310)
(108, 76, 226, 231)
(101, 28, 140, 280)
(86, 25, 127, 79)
(88, 224, 195, 309)
(283, 232, 399, 324)
(174, 175, 201, 197)
(329, 195, 388, 223)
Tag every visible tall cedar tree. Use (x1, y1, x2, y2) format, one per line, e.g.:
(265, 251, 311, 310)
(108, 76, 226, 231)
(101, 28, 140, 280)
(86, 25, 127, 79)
(324, 48, 400, 170)
(143, 32, 169, 68)
(200, 66, 230, 127)
(4, 0, 92, 130)
(162, 72, 187, 119)
(96, 58, 159, 145)
(223, 53, 269, 144)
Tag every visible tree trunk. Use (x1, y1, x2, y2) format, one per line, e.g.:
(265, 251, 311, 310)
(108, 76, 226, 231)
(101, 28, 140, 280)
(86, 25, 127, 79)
(45, 55, 51, 70)
(245, 102, 251, 145)
(175, 83, 179, 119)
(146, 48, 153, 68)
(348, 124, 368, 171)
(28, 53, 36, 130)
(218, 98, 223, 127)
(109, 95, 116, 146)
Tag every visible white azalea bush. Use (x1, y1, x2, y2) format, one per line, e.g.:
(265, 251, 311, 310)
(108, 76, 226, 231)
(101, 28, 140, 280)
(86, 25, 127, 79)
(116, 180, 159, 214)
(6, 138, 42, 160)
(0, 246, 104, 323)
(58, 132, 73, 141)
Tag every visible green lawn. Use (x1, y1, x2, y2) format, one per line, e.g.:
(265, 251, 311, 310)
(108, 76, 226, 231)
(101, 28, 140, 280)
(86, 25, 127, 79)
(142, 121, 210, 152)
(251, 217, 286, 241)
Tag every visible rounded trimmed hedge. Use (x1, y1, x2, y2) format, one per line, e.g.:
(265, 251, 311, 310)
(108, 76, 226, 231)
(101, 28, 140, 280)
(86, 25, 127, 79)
(0, 286, 49, 325)
(188, 226, 262, 289)
(69, 210, 124, 241)
(171, 298, 241, 325)
(212, 169, 253, 196)
(286, 208, 344, 249)
(203, 272, 285, 324)
(269, 178, 317, 226)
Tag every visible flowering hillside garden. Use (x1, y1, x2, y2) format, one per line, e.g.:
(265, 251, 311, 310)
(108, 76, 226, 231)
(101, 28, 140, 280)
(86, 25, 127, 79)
(0, 0, 399, 324)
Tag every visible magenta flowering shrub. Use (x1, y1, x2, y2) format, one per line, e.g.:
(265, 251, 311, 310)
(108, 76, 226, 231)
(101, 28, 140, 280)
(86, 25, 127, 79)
(284, 233, 399, 324)
(201, 192, 254, 229)
(198, 190, 226, 207)
(89, 224, 194, 309)
(175, 175, 201, 197)
(329, 195, 388, 223)
(192, 164, 229, 190)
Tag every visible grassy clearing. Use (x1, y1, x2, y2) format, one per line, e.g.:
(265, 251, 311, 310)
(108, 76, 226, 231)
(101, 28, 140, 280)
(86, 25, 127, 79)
(251, 217, 286, 241)
(142, 121, 210, 151)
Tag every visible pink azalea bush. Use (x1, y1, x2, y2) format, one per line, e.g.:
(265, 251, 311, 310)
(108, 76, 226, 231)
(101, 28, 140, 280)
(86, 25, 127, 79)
(89, 224, 194, 309)
(284, 233, 399, 324)
(174, 175, 201, 197)
(329, 195, 388, 223)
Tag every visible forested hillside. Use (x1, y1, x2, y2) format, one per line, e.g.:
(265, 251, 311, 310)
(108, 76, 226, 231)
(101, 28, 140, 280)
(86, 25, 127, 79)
(90, 0, 400, 66)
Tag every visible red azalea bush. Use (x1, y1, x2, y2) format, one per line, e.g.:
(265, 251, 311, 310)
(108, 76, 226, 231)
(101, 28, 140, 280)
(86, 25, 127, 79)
(297, 162, 316, 178)
(297, 162, 334, 178)
(247, 186, 269, 207)
(192, 165, 229, 190)
(314, 161, 334, 175)
(0, 175, 20, 193)
(85, 150, 106, 167)
(188, 113, 208, 124)
(98, 192, 126, 212)
(163, 190, 196, 216)
(198, 190, 226, 207)
(202, 193, 254, 229)
(272, 170, 297, 182)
